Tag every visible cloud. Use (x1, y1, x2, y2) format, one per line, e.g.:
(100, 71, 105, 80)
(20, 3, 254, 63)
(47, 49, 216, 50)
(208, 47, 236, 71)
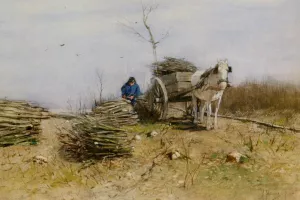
(227, 0, 285, 6)
(0, 0, 299, 108)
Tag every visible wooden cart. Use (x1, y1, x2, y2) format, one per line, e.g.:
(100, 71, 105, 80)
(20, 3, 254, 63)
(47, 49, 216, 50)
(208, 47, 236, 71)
(148, 72, 195, 120)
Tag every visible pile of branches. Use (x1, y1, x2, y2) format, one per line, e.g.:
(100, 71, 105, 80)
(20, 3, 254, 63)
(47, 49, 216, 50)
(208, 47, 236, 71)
(92, 99, 139, 127)
(0, 99, 50, 147)
(134, 96, 153, 120)
(59, 116, 132, 161)
(152, 57, 198, 76)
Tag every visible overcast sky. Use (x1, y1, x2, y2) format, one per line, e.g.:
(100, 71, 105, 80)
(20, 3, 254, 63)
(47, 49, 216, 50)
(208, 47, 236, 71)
(0, 0, 299, 109)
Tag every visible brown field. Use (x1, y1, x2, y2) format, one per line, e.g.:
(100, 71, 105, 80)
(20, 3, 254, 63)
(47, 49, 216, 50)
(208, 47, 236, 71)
(1, 81, 300, 200)
(221, 79, 300, 115)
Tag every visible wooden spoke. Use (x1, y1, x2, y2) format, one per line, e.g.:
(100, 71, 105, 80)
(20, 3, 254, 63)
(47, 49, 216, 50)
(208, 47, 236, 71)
(148, 77, 168, 120)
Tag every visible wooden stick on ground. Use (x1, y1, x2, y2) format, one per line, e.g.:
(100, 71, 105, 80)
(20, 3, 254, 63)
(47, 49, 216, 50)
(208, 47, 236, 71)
(212, 113, 300, 133)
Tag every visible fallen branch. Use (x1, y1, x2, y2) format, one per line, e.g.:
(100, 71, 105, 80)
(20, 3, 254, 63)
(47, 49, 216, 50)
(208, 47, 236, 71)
(140, 148, 169, 179)
(213, 114, 300, 132)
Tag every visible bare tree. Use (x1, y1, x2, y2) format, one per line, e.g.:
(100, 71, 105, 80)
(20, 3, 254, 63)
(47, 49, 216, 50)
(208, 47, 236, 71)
(76, 94, 87, 115)
(66, 97, 73, 113)
(95, 69, 104, 106)
(120, 3, 170, 62)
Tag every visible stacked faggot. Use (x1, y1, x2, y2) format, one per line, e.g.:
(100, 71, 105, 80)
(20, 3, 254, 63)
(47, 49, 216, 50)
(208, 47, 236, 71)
(60, 99, 136, 161)
(152, 56, 197, 76)
(92, 99, 139, 127)
(150, 56, 198, 99)
(0, 100, 50, 147)
(60, 116, 132, 161)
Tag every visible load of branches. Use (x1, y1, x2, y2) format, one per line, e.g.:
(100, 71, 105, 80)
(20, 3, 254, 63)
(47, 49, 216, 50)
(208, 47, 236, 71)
(59, 116, 132, 161)
(152, 57, 198, 76)
(91, 99, 139, 127)
(0, 99, 50, 147)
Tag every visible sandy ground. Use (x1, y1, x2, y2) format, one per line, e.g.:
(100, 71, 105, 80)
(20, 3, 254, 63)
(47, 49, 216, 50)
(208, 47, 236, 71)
(1, 115, 300, 200)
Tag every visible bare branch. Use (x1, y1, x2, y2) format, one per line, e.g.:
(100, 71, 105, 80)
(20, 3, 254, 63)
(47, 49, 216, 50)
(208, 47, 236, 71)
(142, 4, 158, 24)
(66, 97, 73, 113)
(156, 29, 170, 44)
(95, 69, 104, 105)
(120, 2, 165, 62)
(118, 21, 149, 42)
(140, 3, 158, 61)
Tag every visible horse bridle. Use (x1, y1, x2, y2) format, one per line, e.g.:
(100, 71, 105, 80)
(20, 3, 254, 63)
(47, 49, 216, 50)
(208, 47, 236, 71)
(217, 66, 232, 84)
(217, 78, 229, 84)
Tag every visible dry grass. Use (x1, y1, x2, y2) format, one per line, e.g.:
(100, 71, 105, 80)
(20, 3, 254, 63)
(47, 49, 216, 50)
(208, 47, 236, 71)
(221, 78, 300, 115)
(2, 117, 300, 199)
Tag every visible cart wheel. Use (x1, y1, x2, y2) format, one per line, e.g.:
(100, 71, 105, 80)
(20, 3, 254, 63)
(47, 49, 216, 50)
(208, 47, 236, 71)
(148, 77, 168, 120)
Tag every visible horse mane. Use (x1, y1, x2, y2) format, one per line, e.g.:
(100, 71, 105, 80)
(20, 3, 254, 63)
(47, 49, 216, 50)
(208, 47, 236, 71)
(195, 65, 218, 88)
(200, 65, 216, 79)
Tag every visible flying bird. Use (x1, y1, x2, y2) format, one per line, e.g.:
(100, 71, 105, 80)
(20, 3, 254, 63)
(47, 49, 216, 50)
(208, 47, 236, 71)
(76, 54, 80, 57)
(60, 44, 65, 47)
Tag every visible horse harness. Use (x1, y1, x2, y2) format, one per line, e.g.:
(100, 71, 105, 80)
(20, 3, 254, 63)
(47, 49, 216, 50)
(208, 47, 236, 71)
(195, 66, 230, 90)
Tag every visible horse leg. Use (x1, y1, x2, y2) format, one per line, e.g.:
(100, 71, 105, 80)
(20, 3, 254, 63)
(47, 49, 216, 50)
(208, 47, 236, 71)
(206, 102, 212, 130)
(214, 98, 222, 129)
(199, 100, 206, 124)
(192, 94, 198, 124)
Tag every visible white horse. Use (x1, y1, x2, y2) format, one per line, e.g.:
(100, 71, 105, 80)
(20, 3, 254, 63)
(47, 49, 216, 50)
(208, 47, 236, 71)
(191, 59, 232, 130)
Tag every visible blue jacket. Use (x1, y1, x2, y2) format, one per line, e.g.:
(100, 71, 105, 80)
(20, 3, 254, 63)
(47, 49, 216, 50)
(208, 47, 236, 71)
(121, 83, 141, 98)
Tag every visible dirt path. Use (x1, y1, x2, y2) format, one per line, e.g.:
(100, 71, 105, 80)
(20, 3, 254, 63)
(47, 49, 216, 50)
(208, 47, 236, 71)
(0, 118, 93, 200)
(1, 117, 300, 200)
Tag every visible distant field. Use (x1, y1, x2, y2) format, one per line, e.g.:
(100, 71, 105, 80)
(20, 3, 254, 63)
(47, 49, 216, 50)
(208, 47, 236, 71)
(221, 79, 300, 115)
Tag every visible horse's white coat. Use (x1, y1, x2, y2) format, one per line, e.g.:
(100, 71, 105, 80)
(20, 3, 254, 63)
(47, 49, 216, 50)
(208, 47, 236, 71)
(191, 60, 230, 130)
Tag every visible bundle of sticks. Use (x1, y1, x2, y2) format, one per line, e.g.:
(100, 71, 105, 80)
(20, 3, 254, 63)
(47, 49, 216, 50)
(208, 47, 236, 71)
(0, 99, 50, 147)
(152, 57, 198, 76)
(92, 99, 139, 127)
(59, 116, 132, 161)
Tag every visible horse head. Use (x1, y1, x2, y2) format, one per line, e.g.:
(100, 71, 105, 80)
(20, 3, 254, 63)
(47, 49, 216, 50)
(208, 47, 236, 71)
(211, 59, 232, 90)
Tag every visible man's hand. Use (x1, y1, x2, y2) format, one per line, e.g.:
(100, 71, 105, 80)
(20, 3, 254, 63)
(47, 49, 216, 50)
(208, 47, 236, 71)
(129, 96, 134, 100)
(122, 95, 126, 99)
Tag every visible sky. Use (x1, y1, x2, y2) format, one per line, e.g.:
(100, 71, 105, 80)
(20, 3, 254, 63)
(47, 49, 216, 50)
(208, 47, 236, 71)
(0, 0, 299, 109)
